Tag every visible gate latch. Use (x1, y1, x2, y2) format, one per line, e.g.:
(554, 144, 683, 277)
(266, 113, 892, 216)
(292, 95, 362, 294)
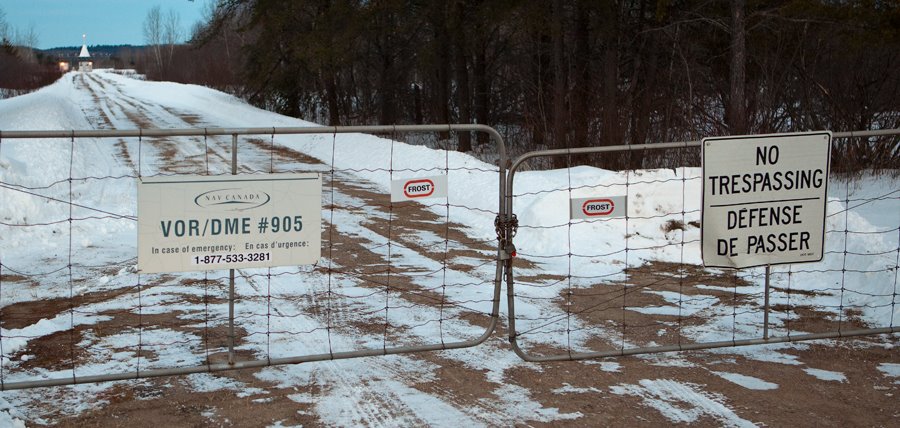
(494, 213, 518, 260)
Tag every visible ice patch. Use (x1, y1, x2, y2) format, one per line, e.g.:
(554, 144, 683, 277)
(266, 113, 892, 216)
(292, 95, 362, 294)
(487, 384, 583, 423)
(876, 363, 900, 383)
(182, 373, 269, 398)
(711, 371, 779, 390)
(640, 353, 696, 368)
(552, 383, 603, 394)
(183, 373, 243, 392)
(803, 368, 847, 383)
(268, 421, 303, 428)
(625, 305, 684, 316)
(610, 379, 756, 427)
(596, 361, 622, 372)
(708, 343, 804, 366)
(315, 378, 479, 427)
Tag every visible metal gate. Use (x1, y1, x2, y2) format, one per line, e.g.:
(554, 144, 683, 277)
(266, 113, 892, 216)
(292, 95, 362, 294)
(0, 124, 508, 390)
(2, 123, 896, 388)
(503, 129, 899, 362)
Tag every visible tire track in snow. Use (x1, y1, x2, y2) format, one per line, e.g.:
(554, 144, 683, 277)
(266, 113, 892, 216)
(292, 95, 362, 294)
(6, 71, 899, 427)
(78, 72, 233, 175)
(8, 71, 585, 426)
(15, 71, 564, 426)
(228, 142, 524, 425)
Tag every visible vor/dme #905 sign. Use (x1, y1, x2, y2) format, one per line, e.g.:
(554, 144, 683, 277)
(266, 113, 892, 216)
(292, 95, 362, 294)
(701, 131, 831, 269)
(138, 173, 321, 273)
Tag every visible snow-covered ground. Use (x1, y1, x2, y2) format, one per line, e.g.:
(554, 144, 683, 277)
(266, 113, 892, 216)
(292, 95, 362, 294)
(0, 70, 897, 426)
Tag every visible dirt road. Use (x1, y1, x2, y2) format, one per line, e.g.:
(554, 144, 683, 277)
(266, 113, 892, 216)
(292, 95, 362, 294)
(1, 71, 896, 427)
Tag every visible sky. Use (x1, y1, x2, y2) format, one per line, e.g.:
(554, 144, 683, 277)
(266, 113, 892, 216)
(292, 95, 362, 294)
(1, 0, 208, 49)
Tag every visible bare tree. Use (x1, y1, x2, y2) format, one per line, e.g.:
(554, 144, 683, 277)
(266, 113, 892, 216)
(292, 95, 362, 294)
(183, 0, 896, 172)
(728, 0, 748, 135)
(0, 6, 61, 97)
(15, 25, 39, 63)
(144, 6, 163, 74)
(164, 9, 182, 68)
(0, 6, 9, 41)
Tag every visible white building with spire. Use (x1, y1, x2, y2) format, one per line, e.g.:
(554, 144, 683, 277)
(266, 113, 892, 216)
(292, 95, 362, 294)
(78, 34, 93, 72)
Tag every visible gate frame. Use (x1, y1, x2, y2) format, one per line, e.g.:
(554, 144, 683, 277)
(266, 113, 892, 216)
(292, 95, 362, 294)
(0, 124, 509, 390)
(503, 129, 900, 362)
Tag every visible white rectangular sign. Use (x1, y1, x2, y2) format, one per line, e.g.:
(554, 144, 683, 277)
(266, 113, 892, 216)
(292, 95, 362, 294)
(138, 173, 321, 273)
(390, 175, 448, 202)
(570, 196, 627, 220)
(702, 132, 831, 268)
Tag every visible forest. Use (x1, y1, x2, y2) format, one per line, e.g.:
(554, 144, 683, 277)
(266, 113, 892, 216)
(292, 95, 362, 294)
(0, 8, 62, 98)
(160, 0, 897, 171)
(10, 1, 900, 171)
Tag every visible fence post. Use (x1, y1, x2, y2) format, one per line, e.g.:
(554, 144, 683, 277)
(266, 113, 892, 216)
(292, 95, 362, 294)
(229, 133, 237, 365)
(763, 265, 771, 340)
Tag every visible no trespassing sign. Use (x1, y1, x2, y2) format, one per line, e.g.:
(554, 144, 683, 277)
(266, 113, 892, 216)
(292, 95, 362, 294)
(701, 131, 832, 269)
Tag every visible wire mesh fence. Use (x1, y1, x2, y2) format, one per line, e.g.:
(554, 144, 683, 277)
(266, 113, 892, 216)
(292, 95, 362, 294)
(1, 124, 896, 389)
(504, 130, 899, 361)
(0, 125, 507, 390)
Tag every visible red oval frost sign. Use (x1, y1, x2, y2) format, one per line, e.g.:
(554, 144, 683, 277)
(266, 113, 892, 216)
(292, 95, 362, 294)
(403, 179, 435, 198)
(582, 199, 615, 216)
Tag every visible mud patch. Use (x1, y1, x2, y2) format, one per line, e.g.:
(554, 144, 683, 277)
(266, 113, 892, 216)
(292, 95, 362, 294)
(45, 371, 321, 427)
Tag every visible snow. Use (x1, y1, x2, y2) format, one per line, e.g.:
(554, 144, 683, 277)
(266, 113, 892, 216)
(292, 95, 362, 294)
(183, 373, 267, 396)
(711, 371, 779, 390)
(802, 368, 848, 383)
(610, 379, 757, 427)
(0, 396, 27, 428)
(876, 363, 900, 383)
(552, 383, 603, 394)
(583, 360, 622, 373)
(0, 70, 897, 425)
(268, 421, 303, 428)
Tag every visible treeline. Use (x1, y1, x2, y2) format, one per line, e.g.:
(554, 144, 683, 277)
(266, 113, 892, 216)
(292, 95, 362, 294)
(0, 7, 62, 98)
(161, 0, 898, 171)
(0, 40, 62, 97)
